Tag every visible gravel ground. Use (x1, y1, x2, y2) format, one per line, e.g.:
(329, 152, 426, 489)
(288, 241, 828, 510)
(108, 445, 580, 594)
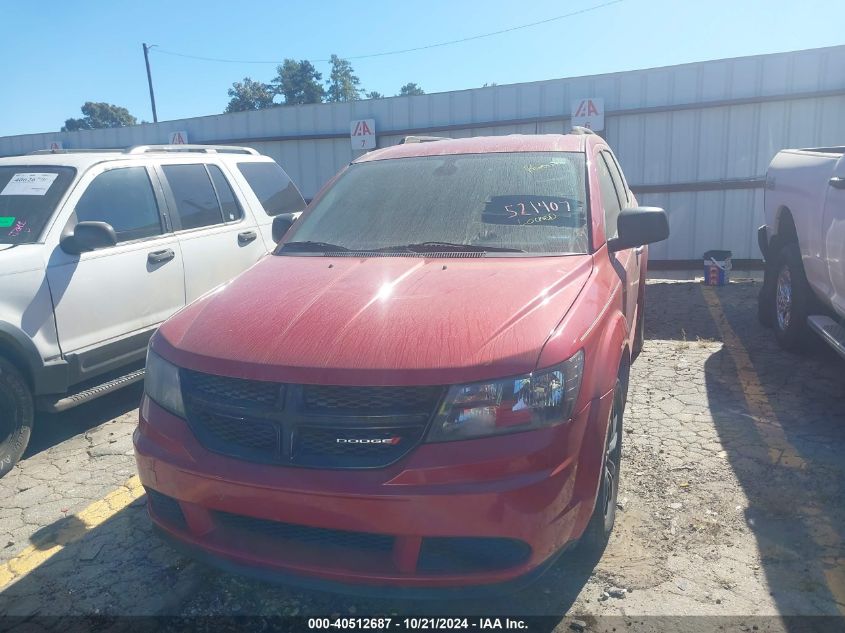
(0, 280, 843, 628)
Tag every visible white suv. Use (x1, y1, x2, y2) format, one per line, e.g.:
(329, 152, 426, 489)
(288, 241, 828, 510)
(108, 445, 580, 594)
(0, 145, 306, 475)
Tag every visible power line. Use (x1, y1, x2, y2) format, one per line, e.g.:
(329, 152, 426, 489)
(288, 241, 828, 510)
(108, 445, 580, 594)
(152, 0, 625, 65)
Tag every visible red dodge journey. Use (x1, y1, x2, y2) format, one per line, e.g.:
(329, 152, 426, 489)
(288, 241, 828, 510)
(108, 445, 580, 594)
(134, 132, 669, 594)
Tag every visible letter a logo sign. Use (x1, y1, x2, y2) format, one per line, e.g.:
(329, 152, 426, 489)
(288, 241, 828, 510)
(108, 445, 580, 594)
(571, 98, 605, 132)
(350, 118, 376, 150)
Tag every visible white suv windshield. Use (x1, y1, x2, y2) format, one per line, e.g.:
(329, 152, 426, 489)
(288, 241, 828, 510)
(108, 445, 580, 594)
(280, 152, 589, 255)
(0, 166, 76, 244)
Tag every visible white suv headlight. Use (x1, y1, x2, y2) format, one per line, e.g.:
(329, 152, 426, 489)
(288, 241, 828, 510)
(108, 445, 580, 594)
(425, 350, 584, 442)
(144, 348, 186, 418)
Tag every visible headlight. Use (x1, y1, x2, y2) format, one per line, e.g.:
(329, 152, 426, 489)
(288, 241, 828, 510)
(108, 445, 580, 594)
(426, 350, 584, 442)
(144, 348, 186, 418)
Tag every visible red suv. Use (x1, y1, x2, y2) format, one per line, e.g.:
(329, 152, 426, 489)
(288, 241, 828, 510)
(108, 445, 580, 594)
(134, 132, 668, 594)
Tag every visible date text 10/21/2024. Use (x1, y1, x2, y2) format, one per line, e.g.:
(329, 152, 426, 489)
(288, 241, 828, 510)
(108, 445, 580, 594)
(307, 618, 530, 630)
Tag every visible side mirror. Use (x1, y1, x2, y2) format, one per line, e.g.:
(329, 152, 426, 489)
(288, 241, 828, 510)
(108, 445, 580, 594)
(608, 207, 669, 252)
(272, 212, 299, 243)
(60, 221, 118, 254)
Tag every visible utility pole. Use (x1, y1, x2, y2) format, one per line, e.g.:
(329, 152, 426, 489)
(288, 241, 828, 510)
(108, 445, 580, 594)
(142, 43, 158, 123)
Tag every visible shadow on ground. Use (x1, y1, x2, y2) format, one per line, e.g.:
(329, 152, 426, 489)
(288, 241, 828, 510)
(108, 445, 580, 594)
(22, 384, 143, 460)
(0, 497, 197, 618)
(653, 281, 845, 620)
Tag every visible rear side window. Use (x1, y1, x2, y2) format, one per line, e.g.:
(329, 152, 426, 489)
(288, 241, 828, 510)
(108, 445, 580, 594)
(162, 164, 224, 230)
(75, 167, 162, 242)
(0, 166, 76, 244)
(207, 165, 243, 222)
(597, 154, 623, 240)
(237, 162, 305, 216)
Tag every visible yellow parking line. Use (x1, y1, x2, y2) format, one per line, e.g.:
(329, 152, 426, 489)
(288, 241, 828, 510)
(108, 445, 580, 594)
(702, 286, 845, 612)
(0, 475, 143, 590)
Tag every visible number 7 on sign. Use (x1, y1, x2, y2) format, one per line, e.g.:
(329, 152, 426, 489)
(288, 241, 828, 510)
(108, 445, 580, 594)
(350, 119, 376, 150)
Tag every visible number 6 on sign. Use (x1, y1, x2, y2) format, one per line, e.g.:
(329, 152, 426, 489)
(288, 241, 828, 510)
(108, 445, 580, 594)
(351, 119, 376, 150)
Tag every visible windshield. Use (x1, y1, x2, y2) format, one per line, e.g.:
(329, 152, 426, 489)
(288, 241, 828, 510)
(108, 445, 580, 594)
(280, 152, 588, 255)
(0, 166, 76, 244)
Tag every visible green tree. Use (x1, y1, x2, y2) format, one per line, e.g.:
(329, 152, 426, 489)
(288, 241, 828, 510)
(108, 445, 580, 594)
(225, 77, 275, 113)
(398, 83, 425, 97)
(271, 59, 325, 105)
(365, 91, 385, 99)
(61, 102, 137, 132)
(326, 54, 361, 102)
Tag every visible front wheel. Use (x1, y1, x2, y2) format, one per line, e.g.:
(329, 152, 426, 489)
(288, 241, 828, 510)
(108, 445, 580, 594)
(0, 359, 33, 478)
(580, 377, 624, 556)
(771, 243, 813, 352)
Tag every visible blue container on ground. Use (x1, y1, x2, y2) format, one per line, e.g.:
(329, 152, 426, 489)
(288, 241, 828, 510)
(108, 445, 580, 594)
(703, 250, 732, 286)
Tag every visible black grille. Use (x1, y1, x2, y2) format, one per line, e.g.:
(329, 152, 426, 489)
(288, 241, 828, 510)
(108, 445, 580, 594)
(303, 385, 442, 415)
(180, 369, 443, 469)
(182, 370, 282, 408)
(214, 511, 394, 552)
(193, 408, 279, 460)
(146, 488, 187, 530)
(417, 537, 531, 573)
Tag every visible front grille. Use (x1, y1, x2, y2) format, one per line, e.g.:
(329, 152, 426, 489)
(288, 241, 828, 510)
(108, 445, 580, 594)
(145, 488, 187, 530)
(417, 537, 531, 573)
(182, 371, 282, 408)
(214, 511, 394, 553)
(303, 385, 442, 415)
(180, 369, 443, 469)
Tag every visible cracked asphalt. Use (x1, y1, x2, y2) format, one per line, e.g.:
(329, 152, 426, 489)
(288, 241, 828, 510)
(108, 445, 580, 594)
(0, 279, 843, 629)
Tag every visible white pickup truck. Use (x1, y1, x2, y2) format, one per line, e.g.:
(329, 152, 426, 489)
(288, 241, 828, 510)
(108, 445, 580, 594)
(758, 146, 845, 359)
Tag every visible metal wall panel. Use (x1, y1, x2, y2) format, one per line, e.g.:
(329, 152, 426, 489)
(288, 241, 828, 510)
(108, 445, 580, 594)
(2, 45, 844, 260)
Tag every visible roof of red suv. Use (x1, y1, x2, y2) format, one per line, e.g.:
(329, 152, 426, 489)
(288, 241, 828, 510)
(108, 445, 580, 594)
(355, 133, 589, 163)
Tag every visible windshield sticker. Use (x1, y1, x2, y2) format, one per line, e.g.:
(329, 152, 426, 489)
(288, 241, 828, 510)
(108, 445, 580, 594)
(0, 173, 59, 196)
(0, 217, 14, 228)
(7, 219, 28, 238)
(482, 195, 578, 227)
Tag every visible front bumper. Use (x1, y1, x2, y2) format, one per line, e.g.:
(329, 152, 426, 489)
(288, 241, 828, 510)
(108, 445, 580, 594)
(133, 391, 611, 591)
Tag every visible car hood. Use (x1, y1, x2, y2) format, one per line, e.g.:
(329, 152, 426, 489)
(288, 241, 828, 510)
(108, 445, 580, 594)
(0, 244, 45, 273)
(156, 254, 593, 386)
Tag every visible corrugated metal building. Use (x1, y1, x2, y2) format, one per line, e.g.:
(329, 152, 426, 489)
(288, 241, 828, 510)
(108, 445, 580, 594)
(2, 45, 844, 261)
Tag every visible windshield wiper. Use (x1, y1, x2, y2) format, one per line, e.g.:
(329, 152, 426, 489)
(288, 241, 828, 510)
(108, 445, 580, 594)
(395, 241, 526, 253)
(281, 240, 350, 253)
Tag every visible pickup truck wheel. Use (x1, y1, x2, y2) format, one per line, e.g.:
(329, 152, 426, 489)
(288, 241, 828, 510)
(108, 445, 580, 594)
(758, 255, 777, 328)
(0, 359, 33, 477)
(580, 376, 624, 557)
(772, 243, 812, 351)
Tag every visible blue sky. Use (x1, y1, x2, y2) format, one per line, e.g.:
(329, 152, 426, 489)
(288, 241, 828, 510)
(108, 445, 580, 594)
(1, 0, 842, 136)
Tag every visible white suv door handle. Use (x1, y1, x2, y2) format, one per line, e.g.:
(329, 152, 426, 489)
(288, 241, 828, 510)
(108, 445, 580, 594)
(238, 230, 258, 244)
(147, 249, 175, 264)
(830, 176, 845, 190)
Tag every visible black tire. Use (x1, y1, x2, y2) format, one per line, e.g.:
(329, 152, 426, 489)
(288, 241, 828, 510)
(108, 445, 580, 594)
(0, 358, 33, 478)
(771, 242, 813, 352)
(758, 249, 777, 328)
(580, 376, 624, 556)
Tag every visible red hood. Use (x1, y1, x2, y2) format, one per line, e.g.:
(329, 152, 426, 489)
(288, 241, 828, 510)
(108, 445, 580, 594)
(155, 254, 593, 386)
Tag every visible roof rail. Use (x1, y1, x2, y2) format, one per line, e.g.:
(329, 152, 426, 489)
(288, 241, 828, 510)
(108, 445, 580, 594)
(125, 144, 259, 155)
(569, 126, 596, 135)
(27, 148, 122, 155)
(400, 135, 450, 144)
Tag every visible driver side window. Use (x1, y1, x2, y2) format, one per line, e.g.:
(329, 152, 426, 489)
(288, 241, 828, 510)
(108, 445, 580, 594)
(75, 167, 163, 243)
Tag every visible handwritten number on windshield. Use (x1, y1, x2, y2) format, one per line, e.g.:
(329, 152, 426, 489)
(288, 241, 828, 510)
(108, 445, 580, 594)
(504, 199, 569, 219)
